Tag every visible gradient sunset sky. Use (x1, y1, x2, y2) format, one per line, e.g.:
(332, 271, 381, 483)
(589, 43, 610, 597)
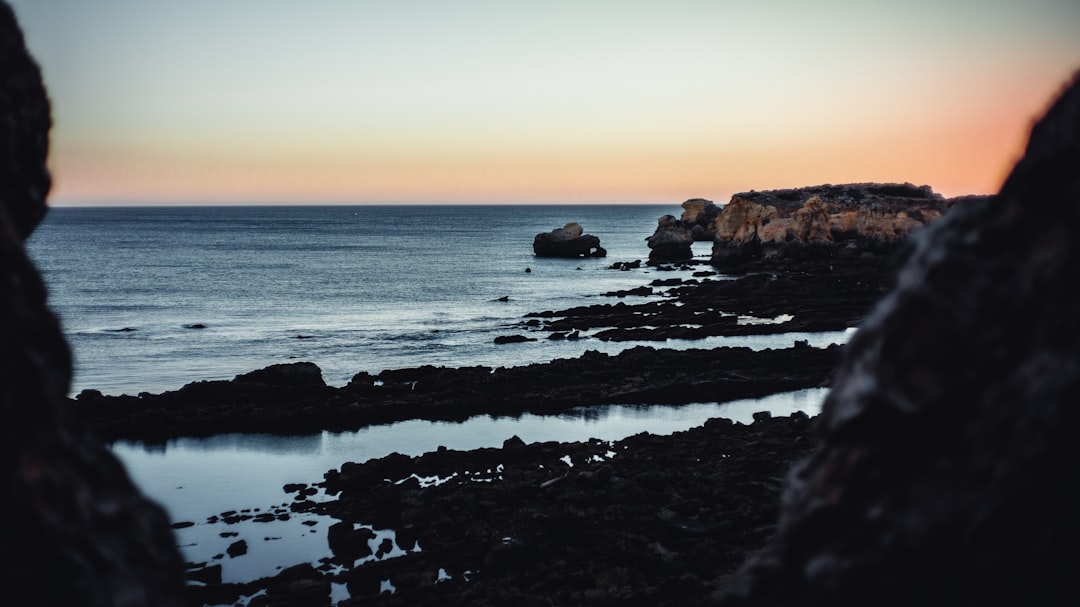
(9, 0, 1080, 205)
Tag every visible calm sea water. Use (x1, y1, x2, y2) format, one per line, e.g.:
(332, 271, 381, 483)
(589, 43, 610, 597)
(26, 204, 846, 593)
(26, 204, 723, 395)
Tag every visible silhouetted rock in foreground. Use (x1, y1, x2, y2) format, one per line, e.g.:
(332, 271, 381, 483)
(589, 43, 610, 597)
(533, 222, 607, 257)
(0, 4, 185, 605)
(718, 73, 1080, 606)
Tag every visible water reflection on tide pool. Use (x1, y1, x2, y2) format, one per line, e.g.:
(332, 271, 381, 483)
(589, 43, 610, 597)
(112, 388, 828, 584)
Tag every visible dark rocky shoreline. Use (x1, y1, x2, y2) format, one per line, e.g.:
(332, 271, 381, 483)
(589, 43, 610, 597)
(5, 3, 1079, 604)
(73, 249, 893, 606)
(191, 413, 819, 607)
(66, 190, 916, 606)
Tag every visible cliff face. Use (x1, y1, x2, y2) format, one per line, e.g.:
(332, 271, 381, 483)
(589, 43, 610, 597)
(710, 182, 978, 266)
(718, 73, 1080, 606)
(0, 4, 186, 605)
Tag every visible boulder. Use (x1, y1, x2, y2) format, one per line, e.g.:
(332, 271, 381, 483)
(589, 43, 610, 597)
(532, 222, 607, 258)
(646, 215, 694, 262)
(718, 72, 1080, 606)
(234, 361, 326, 387)
(327, 522, 375, 561)
(0, 4, 186, 605)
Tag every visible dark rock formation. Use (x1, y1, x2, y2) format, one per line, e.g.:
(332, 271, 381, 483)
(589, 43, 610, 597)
(710, 182, 975, 267)
(193, 413, 819, 607)
(73, 344, 842, 442)
(533, 222, 607, 258)
(718, 73, 1080, 606)
(234, 360, 326, 387)
(0, 4, 186, 605)
(646, 214, 694, 262)
(679, 197, 722, 241)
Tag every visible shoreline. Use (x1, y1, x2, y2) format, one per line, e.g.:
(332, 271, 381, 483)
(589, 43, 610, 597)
(79, 250, 896, 605)
(62, 186, 928, 605)
(72, 253, 891, 444)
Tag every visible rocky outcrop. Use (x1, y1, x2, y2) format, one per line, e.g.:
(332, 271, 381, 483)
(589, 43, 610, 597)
(73, 344, 842, 442)
(192, 413, 820, 607)
(646, 214, 694, 262)
(0, 4, 186, 605)
(718, 73, 1080, 606)
(679, 197, 722, 240)
(710, 182, 973, 266)
(532, 222, 606, 258)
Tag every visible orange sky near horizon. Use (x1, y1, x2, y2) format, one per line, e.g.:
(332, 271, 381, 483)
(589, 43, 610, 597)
(9, 0, 1080, 206)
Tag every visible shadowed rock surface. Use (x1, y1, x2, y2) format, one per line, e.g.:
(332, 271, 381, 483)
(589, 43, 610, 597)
(0, 5, 186, 605)
(189, 413, 820, 607)
(73, 344, 843, 442)
(533, 222, 607, 257)
(646, 214, 694, 262)
(718, 73, 1080, 606)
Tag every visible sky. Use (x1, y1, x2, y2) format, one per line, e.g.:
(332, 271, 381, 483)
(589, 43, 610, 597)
(8, 0, 1080, 205)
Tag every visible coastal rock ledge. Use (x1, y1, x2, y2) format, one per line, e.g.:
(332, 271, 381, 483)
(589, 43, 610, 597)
(533, 222, 607, 258)
(709, 182, 985, 266)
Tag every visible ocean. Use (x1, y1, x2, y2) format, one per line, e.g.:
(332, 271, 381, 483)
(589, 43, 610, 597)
(26, 204, 721, 395)
(26, 203, 849, 586)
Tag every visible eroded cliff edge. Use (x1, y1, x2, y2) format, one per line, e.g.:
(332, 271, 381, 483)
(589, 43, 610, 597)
(708, 182, 988, 266)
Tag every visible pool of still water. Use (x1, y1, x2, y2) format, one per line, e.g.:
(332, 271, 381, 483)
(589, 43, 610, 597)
(112, 387, 829, 589)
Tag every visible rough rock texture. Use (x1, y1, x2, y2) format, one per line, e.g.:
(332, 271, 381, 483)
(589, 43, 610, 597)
(190, 414, 820, 607)
(74, 345, 842, 442)
(0, 5, 186, 605)
(718, 74, 1080, 606)
(679, 198, 722, 241)
(532, 222, 607, 258)
(710, 182, 972, 266)
(646, 214, 694, 262)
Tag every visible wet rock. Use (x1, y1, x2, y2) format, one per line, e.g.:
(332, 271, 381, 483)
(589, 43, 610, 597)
(266, 564, 330, 607)
(234, 361, 326, 387)
(493, 334, 535, 344)
(533, 222, 607, 258)
(328, 522, 375, 560)
(226, 540, 248, 558)
(186, 564, 222, 586)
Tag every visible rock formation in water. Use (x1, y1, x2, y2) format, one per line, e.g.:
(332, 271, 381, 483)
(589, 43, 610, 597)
(717, 73, 1080, 606)
(709, 182, 976, 267)
(646, 214, 694, 262)
(532, 222, 607, 258)
(0, 4, 186, 605)
(679, 197, 722, 241)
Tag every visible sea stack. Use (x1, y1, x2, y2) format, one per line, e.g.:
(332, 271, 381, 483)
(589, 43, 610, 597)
(679, 198, 722, 241)
(532, 222, 607, 258)
(646, 214, 694, 262)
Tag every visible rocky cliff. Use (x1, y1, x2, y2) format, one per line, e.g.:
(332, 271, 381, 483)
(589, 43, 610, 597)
(679, 198, 722, 241)
(709, 182, 980, 266)
(718, 73, 1080, 606)
(0, 4, 186, 605)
